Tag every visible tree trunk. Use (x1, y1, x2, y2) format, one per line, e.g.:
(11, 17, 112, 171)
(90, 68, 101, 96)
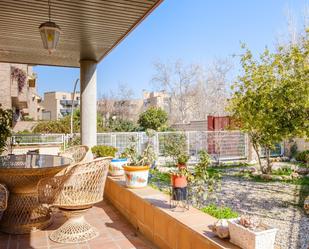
(252, 142, 263, 173)
(265, 148, 272, 174)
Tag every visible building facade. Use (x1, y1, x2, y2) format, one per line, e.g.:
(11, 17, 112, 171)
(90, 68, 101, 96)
(142, 90, 171, 114)
(97, 91, 171, 122)
(42, 91, 80, 120)
(0, 63, 43, 122)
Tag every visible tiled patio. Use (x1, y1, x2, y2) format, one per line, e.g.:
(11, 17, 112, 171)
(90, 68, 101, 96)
(0, 200, 157, 249)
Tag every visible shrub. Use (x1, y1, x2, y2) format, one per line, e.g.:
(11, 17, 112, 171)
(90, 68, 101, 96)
(295, 150, 309, 163)
(177, 153, 189, 165)
(138, 107, 168, 131)
(201, 204, 239, 219)
(92, 145, 118, 158)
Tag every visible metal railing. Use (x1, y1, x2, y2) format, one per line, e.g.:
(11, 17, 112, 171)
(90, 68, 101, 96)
(12, 134, 65, 145)
(11, 131, 284, 161)
(96, 131, 248, 161)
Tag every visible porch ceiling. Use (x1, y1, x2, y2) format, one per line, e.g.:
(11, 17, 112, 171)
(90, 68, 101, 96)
(0, 0, 162, 67)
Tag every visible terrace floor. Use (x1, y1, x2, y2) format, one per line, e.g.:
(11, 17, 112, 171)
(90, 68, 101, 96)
(0, 200, 157, 249)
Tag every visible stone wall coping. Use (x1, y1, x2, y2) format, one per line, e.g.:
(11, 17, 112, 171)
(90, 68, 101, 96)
(104, 176, 240, 249)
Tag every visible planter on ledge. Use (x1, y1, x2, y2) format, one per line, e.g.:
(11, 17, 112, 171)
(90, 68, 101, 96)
(109, 158, 127, 176)
(123, 165, 150, 188)
(228, 218, 278, 249)
(171, 174, 188, 201)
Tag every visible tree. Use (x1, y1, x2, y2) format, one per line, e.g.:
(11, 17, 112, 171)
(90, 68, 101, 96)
(107, 118, 138, 132)
(152, 59, 232, 124)
(138, 107, 168, 131)
(0, 106, 12, 154)
(33, 109, 107, 133)
(227, 31, 309, 174)
(152, 60, 203, 123)
(97, 84, 138, 124)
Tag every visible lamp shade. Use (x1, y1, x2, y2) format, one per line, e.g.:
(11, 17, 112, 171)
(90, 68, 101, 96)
(39, 21, 61, 54)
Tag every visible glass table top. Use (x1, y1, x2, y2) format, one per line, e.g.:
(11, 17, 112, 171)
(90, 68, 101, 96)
(0, 154, 73, 169)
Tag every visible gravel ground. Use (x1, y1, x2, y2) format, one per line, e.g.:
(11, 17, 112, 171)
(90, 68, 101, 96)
(154, 165, 309, 249)
(214, 175, 309, 249)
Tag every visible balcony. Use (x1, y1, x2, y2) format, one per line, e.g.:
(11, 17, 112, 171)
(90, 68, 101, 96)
(60, 99, 79, 107)
(60, 108, 72, 115)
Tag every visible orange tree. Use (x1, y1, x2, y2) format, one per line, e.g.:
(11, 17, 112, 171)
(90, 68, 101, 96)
(227, 30, 309, 174)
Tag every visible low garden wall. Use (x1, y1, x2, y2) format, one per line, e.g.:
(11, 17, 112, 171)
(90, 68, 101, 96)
(104, 176, 240, 249)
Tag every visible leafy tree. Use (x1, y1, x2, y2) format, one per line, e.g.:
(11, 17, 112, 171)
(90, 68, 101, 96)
(107, 118, 139, 132)
(138, 107, 168, 131)
(0, 107, 12, 154)
(34, 109, 107, 133)
(227, 31, 308, 174)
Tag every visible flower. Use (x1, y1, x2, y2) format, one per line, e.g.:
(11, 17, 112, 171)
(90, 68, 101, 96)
(11, 67, 27, 92)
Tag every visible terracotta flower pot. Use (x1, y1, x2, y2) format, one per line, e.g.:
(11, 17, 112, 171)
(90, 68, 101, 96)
(123, 165, 150, 188)
(177, 163, 187, 170)
(171, 174, 187, 188)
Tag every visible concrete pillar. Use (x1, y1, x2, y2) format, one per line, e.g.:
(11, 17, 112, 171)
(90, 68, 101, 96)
(80, 60, 97, 148)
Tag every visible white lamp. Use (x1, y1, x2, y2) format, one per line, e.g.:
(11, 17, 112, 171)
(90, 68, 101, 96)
(39, 0, 61, 54)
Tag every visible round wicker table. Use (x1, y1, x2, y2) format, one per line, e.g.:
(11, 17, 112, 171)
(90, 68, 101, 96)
(0, 154, 72, 234)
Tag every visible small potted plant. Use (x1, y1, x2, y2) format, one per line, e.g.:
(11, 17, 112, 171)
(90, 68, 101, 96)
(92, 145, 127, 176)
(228, 215, 278, 249)
(122, 130, 156, 188)
(170, 167, 189, 201)
(177, 153, 189, 169)
(28, 73, 37, 88)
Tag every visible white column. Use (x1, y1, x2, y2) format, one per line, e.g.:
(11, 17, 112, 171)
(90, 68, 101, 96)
(80, 59, 97, 148)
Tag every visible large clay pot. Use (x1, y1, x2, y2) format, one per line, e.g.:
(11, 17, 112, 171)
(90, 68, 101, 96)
(109, 158, 127, 176)
(123, 165, 150, 188)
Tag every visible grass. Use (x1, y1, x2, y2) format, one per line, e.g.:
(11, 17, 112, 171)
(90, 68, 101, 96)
(201, 204, 239, 219)
(149, 169, 170, 184)
(271, 167, 293, 176)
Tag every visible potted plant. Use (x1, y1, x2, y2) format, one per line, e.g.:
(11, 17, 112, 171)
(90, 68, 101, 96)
(28, 73, 37, 88)
(170, 167, 189, 201)
(91, 145, 118, 159)
(228, 215, 278, 249)
(177, 153, 189, 169)
(91, 145, 128, 176)
(122, 130, 156, 188)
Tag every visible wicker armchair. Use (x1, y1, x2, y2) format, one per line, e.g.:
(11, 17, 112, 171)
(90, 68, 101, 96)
(0, 184, 9, 220)
(38, 157, 111, 244)
(59, 145, 89, 163)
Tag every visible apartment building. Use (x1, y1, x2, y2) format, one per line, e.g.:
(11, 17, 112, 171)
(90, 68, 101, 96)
(42, 91, 80, 120)
(142, 90, 171, 114)
(97, 91, 171, 122)
(0, 63, 43, 122)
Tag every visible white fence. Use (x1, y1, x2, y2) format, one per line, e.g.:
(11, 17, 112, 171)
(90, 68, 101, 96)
(12, 134, 65, 145)
(11, 131, 283, 161)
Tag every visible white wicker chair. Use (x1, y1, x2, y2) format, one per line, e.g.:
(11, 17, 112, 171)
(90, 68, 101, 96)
(37, 157, 111, 244)
(59, 145, 89, 163)
(0, 184, 9, 220)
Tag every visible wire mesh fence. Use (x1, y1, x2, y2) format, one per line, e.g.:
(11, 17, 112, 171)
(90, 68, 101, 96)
(97, 131, 249, 161)
(11, 131, 283, 161)
(12, 134, 65, 145)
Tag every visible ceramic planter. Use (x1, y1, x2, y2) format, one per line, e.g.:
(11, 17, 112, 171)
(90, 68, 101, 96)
(109, 158, 127, 176)
(123, 165, 150, 188)
(228, 218, 278, 249)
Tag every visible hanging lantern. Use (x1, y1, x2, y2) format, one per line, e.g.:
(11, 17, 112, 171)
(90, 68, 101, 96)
(39, 0, 61, 54)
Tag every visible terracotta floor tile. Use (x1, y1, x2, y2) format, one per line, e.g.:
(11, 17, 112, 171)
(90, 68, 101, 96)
(0, 200, 156, 249)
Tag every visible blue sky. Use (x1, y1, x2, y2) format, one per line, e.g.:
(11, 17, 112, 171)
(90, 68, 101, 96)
(34, 0, 307, 98)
